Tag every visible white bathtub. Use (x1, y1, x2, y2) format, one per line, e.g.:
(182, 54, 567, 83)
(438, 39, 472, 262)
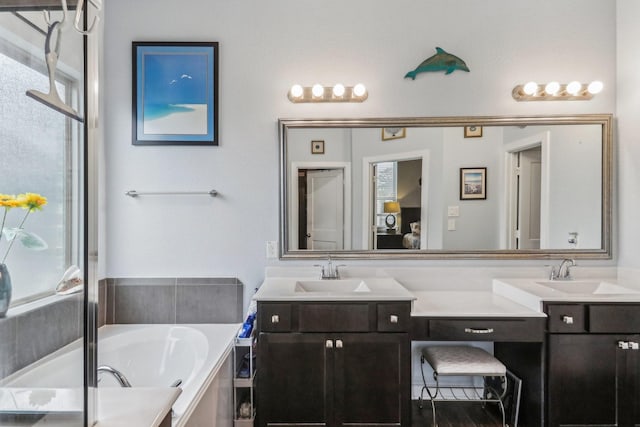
(1, 324, 240, 427)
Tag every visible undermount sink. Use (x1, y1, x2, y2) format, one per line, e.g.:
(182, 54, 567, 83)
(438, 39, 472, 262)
(535, 280, 640, 295)
(294, 279, 371, 293)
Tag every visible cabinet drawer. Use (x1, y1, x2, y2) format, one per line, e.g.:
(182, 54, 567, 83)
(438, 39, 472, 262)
(590, 304, 640, 333)
(547, 304, 586, 333)
(377, 303, 410, 332)
(298, 303, 370, 332)
(258, 303, 292, 332)
(429, 318, 545, 342)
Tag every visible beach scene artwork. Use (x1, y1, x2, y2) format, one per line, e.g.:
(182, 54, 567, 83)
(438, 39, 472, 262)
(134, 43, 217, 145)
(460, 168, 486, 199)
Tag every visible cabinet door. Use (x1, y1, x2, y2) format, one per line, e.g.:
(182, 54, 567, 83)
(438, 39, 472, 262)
(333, 333, 410, 427)
(258, 333, 333, 427)
(548, 334, 624, 427)
(618, 334, 640, 427)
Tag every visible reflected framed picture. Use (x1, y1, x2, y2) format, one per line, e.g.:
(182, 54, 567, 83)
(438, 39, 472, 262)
(311, 140, 325, 154)
(464, 125, 483, 138)
(382, 127, 406, 141)
(132, 41, 219, 146)
(460, 167, 487, 200)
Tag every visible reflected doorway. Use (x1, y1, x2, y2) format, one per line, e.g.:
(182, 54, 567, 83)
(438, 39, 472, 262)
(362, 150, 429, 250)
(506, 132, 549, 250)
(298, 168, 346, 250)
(513, 147, 542, 249)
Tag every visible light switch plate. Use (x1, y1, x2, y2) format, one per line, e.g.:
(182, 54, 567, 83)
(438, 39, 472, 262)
(447, 206, 460, 217)
(447, 218, 456, 231)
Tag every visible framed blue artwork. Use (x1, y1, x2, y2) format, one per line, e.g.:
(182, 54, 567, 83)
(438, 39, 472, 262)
(132, 42, 219, 145)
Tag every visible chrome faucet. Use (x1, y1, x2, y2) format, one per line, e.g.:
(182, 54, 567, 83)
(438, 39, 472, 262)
(550, 259, 576, 281)
(317, 256, 343, 280)
(98, 365, 132, 387)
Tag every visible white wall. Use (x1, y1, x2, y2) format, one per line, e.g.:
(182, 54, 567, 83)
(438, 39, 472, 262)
(617, 0, 640, 270)
(104, 0, 619, 307)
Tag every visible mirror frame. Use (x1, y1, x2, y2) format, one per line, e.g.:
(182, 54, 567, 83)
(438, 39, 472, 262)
(279, 114, 613, 260)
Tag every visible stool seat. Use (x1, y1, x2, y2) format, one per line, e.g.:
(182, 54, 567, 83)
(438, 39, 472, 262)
(422, 345, 506, 377)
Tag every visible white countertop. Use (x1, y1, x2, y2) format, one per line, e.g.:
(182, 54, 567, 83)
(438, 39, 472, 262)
(254, 276, 416, 301)
(411, 290, 546, 317)
(494, 278, 640, 312)
(96, 387, 180, 427)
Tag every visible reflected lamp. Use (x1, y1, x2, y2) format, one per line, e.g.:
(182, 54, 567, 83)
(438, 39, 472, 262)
(383, 201, 401, 232)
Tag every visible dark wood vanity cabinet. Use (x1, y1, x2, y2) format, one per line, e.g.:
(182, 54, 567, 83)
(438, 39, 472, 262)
(256, 301, 411, 427)
(545, 303, 640, 427)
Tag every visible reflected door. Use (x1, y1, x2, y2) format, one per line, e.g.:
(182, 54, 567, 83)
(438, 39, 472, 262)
(516, 147, 542, 249)
(306, 169, 344, 250)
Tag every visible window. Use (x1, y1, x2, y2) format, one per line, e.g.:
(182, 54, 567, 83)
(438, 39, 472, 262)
(374, 161, 397, 228)
(0, 35, 83, 304)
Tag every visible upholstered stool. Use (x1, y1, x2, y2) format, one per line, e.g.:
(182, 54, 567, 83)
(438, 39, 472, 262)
(419, 346, 508, 427)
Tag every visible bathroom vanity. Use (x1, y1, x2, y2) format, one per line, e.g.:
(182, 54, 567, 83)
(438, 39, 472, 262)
(254, 277, 415, 427)
(545, 302, 640, 426)
(255, 272, 640, 427)
(495, 278, 640, 427)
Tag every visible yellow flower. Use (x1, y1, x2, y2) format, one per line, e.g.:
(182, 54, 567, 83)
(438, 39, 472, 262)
(16, 193, 47, 211)
(0, 194, 20, 208)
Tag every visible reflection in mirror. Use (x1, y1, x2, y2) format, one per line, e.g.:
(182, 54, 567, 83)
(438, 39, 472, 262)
(280, 115, 612, 259)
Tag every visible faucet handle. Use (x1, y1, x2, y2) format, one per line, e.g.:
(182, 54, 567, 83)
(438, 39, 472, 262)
(313, 264, 326, 278)
(335, 264, 347, 278)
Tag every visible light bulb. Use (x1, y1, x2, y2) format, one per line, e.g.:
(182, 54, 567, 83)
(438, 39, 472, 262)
(545, 81, 560, 95)
(523, 81, 538, 96)
(290, 84, 303, 98)
(332, 83, 345, 97)
(353, 83, 366, 97)
(588, 80, 603, 94)
(311, 84, 324, 98)
(566, 81, 582, 96)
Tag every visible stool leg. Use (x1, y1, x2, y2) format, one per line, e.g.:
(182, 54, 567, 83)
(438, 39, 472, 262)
(419, 355, 438, 427)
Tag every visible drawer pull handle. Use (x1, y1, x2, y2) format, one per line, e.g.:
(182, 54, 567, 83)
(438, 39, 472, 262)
(464, 328, 494, 334)
(271, 314, 280, 324)
(336, 339, 343, 349)
(619, 341, 630, 350)
(326, 340, 333, 348)
(631, 342, 639, 350)
(390, 315, 399, 324)
(562, 315, 574, 325)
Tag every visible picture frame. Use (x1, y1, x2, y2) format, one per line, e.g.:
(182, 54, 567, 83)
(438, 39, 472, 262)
(132, 41, 219, 146)
(382, 127, 406, 141)
(460, 167, 487, 200)
(464, 125, 483, 138)
(311, 140, 325, 154)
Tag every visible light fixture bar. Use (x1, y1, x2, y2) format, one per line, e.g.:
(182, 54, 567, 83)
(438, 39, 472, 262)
(288, 84, 368, 103)
(512, 81, 602, 101)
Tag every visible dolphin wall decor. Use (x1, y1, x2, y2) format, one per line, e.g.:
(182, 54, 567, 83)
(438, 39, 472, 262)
(404, 47, 470, 80)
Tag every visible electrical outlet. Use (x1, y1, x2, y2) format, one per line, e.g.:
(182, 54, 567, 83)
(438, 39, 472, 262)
(266, 241, 278, 259)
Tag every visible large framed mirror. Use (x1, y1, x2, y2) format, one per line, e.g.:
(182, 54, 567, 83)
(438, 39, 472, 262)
(279, 114, 612, 259)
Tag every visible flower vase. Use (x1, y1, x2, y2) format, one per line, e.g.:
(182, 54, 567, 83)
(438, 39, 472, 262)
(0, 263, 12, 318)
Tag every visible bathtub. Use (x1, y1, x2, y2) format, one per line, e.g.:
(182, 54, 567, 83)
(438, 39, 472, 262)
(1, 324, 241, 427)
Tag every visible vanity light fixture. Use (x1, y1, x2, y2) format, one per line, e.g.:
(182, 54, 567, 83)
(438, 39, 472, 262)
(287, 83, 368, 103)
(512, 80, 603, 101)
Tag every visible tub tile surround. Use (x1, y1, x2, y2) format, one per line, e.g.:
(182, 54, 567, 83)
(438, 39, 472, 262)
(100, 277, 243, 325)
(0, 293, 83, 379)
